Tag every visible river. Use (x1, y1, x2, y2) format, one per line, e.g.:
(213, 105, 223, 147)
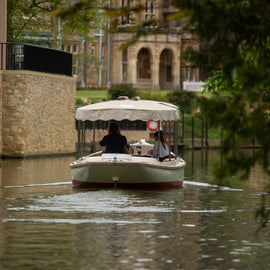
(0, 150, 269, 270)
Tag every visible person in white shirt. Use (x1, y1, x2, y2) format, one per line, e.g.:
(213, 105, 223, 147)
(151, 131, 170, 162)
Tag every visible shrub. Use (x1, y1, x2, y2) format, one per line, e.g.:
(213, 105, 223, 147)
(139, 91, 170, 102)
(76, 97, 92, 106)
(166, 90, 198, 113)
(108, 84, 138, 100)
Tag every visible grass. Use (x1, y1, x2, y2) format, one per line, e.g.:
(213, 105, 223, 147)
(76, 90, 108, 104)
(183, 114, 222, 139)
(76, 89, 174, 106)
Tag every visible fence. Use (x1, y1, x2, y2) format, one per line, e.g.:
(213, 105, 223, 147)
(0, 43, 72, 76)
(180, 115, 223, 149)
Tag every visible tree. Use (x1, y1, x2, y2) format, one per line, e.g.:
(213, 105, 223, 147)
(58, 0, 109, 41)
(7, 0, 62, 43)
(7, 0, 107, 46)
(171, 0, 270, 226)
(171, 0, 270, 174)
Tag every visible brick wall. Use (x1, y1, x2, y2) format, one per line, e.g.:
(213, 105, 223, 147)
(1, 70, 76, 157)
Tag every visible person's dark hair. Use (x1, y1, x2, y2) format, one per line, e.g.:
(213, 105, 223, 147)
(109, 122, 119, 134)
(154, 131, 166, 149)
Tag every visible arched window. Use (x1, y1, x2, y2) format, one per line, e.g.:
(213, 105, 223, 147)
(160, 49, 173, 82)
(137, 48, 151, 79)
(159, 49, 174, 89)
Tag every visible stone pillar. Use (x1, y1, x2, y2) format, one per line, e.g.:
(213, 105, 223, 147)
(129, 58, 137, 85)
(0, 0, 7, 43)
(152, 58, 160, 90)
(173, 59, 181, 90)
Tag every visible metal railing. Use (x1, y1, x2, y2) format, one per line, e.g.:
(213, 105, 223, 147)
(0, 43, 72, 76)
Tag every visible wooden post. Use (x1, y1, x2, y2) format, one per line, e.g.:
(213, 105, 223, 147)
(82, 121, 86, 156)
(205, 117, 208, 148)
(192, 117, 194, 149)
(201, 117, 204, 149)
(181, 110, 184, 143)
(174, 120, 178, 157)
(92, 121, 96, 153)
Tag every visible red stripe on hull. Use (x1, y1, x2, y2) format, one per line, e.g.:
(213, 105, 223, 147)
(72, 180, 183, 190)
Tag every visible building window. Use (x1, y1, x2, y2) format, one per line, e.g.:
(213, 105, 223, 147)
(73, 59, 78, 77)
(166, 66, 172, 82)
(73, 45, 78, 54)
(123, 49, 128, 62)
(121, 0, 132, 25)
(91, 45, 96, 67)
(137, 48, 151, 79)
(145, 0, 155, 21)
(159, 49, 173, 88)
(122, 49, 128, 79)
(184, 67, 197, 82)
(123, 63, 128, 79)
(67, 45, 72, 53)
(186, 67, 190, 81)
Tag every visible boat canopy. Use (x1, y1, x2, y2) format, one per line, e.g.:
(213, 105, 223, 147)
(76, 98, 180, 121)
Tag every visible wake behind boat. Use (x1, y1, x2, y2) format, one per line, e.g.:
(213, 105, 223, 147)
(70, 97, 186, 189)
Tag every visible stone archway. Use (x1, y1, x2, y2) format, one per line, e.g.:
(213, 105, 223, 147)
(137, 47, 151, 79)
(159, 49, 174, 89)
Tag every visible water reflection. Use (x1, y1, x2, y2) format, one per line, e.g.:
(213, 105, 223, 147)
(0, 156, 74, 187)
(0, 156, 73, 198)
(183, 149, 270, 191)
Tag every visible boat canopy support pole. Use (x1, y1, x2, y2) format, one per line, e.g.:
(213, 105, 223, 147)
(92, 121, 96, 153)
(157, 121, 160, 160)
(168, 121, 172, 160)
(82, 121, 86, 156)
(78, 121, 81, 157)
(173, 120, 178, 158)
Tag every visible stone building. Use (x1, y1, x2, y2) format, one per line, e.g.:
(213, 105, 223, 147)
(2, 0, 205, 91)
(60, 0, 205, 90)
(108, 0, 201, 90)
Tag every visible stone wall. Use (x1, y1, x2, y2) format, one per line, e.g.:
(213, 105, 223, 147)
(0, 71, 3, 157)
(1, 70, 76, 157)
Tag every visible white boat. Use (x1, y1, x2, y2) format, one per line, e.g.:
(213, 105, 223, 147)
(70, 97, 186, 189)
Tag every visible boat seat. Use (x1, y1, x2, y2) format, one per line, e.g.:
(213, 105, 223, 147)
(102, 153, 132, 160)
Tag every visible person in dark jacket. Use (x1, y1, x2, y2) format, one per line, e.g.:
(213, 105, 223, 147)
(100, 122, 127, 153)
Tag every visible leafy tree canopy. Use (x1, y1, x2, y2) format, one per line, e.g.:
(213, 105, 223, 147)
(173, 0, 270, 226)
(173, 0, 270, 176)
(7, 0, 62, 42)
(7, 0, 108, 44)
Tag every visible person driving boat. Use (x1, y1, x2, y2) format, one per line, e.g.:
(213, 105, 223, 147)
(100, 122, 127, 153)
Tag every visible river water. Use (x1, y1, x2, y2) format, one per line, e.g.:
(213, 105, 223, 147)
(0, 150, 269, 270)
